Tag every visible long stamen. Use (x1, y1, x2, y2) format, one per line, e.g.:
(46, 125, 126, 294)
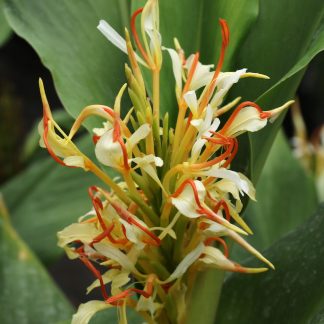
(204, 237, 229, 258)
(172, 179, 204, 209)
(131, 7, 151, 66)
(199, 19, 230, 111)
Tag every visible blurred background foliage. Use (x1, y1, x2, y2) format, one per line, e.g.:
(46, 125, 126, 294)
(0, 0, 323, 323)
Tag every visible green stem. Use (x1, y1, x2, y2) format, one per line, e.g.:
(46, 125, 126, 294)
(186, 269, 225, 324)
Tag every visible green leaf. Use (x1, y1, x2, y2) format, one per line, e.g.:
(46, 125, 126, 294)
(238, 130, 318, 253)
(0, 198, 74, 323)
(1, 136, 104, 263)
(4, 0, 130, 128)
(0, 0, 11, 45)
(216, 203, 324, 324)
(232, 1, 324, 182)
(251, 20, 324, 182)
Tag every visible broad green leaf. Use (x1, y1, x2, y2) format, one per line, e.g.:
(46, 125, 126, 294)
(216, 203, 324, 324)
(251, 20, 324, 182)
(4, 0, 130, 129)
(0, 0, 11, 45)
(237, 130, 318, 253)
(231, 1, 324, 182)
(0, 198, 73, 323)
(1, 136, 105, 263)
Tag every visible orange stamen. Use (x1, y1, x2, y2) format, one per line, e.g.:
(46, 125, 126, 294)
(200, 19, 230, 110)
(204, 237, 229, 258)
(110, 201, 161, 246)
(172, 179, 204, 209)
(212, 199, 231, 222)
(79, 255, 109, 300)
(182, 52, 199, 95)
(189, 138, 234, 169)
(131, 7, 151, 66)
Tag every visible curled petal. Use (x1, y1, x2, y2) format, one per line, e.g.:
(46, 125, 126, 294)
(57, 223, 101, 248)
(72, 300, 112, 324)
(223, 105, 267, 137)
(95, 129, 124, 168)
(171, 180, 206, 218)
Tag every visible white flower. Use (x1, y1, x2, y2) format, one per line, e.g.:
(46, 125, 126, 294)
(196, 166, 256, 200)
(223, 105, 268, 137)
(171, 180, 206, 218)
(198, 246, 268, 273)
(97, 20, 147, 66)
(190, 105, 220, 161)
(95, 124, 151, 168)
(210, 69, 247, 109)
(163, 47, 183, 92)
(185, 54, 214, 90)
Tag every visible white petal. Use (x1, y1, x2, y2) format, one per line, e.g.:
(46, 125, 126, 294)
(95, 129, 123, 167)
(171, 180, 206, 218)
(226, 106, 267, 136)
(136, 295, 162, 316)
(94, 242, 137, 273)
(63, 156, 86, 169)
(93, 121, 112, 136)
(185, 55, 214, 90)
(183, 90, 198, 116)
(199, 167, 255, 198)
(127, 124, 151, 150)
(57, 223, 101, 248)
(87, 269, 130, 295)
(163, 243, 205, 283)
(200, 246, 237, 270)
(163, 47, 182, 90)
(72, 300, 112, 324)
(97, 20, 127, 54)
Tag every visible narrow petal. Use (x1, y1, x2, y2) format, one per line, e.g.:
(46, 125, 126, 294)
(97, 20, 127, 54)
(163, 47, 182, 90)
(72, 300, 112, 324)
(183, 90, 198, 116)
(163, 243, 205, 283)
(126, 123, 151, 151)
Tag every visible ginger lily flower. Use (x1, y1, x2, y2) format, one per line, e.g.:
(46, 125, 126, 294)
(38, 0, 294, 323)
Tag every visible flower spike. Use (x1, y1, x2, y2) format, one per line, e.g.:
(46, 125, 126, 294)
(41, 2, 295, 322)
